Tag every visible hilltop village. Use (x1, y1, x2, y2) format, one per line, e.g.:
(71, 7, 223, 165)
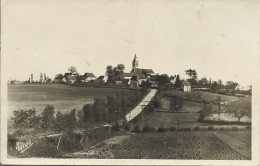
(8, 54, 249, 94)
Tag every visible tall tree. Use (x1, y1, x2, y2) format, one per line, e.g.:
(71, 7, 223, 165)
(106, 65, 114, 80)
(83, 104, 95, 123)
(185, 69, 197, 79)
(199, 77, 208, 85)
(41, 105, 55, 129)
(175, 75, 181, 88)
(93, 98, 108, 122)
(68, 66, 77, 74)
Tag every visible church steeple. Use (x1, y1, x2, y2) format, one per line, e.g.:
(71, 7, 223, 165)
(132, 54, 138, 70)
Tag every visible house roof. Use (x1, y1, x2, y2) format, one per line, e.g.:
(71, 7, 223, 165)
(138, 75, 147, 80)
(64, 73, 71, 78)
(131, 68, 144, 76)
(123, 73, 134, 78)
(183, 81, 191, 86)
(97, 76, 105, 79)
(150, 75, 159, 81)
(79, 75, 86, 80)
(142, 69, 154, 74)
(84, 73, 96, 78)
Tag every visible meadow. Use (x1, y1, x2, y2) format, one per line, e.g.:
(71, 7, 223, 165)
(164, 90, 240, 102)
(8, 84, 133, 118)
(141, 111, 250, 130)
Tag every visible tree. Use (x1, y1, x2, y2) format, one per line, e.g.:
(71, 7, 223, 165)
(157, 75, 170, 87)
(106, 65, 114, 80)
(77, 110, 84, 129)
(68, 66, 77, 74)
(41, 105, 55, 129)
(117, 64, 125, 71)
(199, 77, 208, 86)
(54, 111, 64, 131)
(83, 104, 95, 123)
(185, 69, 197, 79)
(93, 98, 108, 122)
(210, 81, 218, 92)
(225, 81, 238, 92)
(107, 96, 118, 122)
(175, 75, 181, 88)
(11, 108, 41, 136)
(217, 79, 223, 91)
(226, 98, 251, 122)
(170, 97, 184, 112)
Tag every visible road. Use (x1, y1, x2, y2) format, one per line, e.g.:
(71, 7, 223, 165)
(125, 89, 157, 121)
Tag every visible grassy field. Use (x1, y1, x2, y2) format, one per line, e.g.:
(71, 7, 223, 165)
(141, 112, 249, 129)
(160, 97, 202, 112)
(8, 84, 133, 118)
(87, 132, 249, 159)
(164, 90, 240, 102)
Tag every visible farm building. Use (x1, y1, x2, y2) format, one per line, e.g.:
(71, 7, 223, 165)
(183, 81, 191, 92)
(83, 73, 96, 82)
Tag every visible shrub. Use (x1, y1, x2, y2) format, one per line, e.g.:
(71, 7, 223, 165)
(124, 123, 131, 131)
(7, 134, 17, 149)
(132, 125, 141, 133)
(169, 127, 177, 132)
(231, 127, 239, 131)
(183, 128, 191, 132)
(219, 127, 225, 131)
(157, 127, 167, 132)
(246, 125, 251, 130)
(193, 126, 200, 131)
(208, 126, 215, 131)
(142, 126, 156, 133)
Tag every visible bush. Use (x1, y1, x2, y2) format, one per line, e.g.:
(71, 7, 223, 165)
(246, 125, 251, 130)
(132, 125, 141, 133)
(142, 126, 156, 133)
(7, 134, 17, 149)
(193, 126, 200, 131)
(158, 127, 167, 132)
(169, 127, 177, 132)
(219, 127, 225, 131)
(124, 123, 131, 131)
(183, 128, 191, 132)
(231, 127, 239, 131)
(208, 126, 215, 131)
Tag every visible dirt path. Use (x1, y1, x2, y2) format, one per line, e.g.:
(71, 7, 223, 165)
(63, 135, 130, 158)
(125, 89, 157, 121)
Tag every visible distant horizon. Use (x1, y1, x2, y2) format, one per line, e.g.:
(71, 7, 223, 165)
(3, 0, 258, 88)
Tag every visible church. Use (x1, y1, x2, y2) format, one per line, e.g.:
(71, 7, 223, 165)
(123, 54, 156, 87)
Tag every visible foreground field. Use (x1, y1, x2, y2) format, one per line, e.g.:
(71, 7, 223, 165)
(8, 84, 132, 117)
(67, 131, 250, 159)
(214, 131, 251, 159)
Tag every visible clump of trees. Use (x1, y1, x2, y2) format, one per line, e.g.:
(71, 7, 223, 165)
(106, 64, 125, 83)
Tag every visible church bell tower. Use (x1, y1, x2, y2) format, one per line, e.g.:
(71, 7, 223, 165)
(132, 54, 138, 70)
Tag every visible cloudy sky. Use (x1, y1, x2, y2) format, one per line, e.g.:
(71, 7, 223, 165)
(2, 0, 259, 87)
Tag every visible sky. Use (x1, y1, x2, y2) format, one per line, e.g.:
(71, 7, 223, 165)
(2, 0, 259, 88)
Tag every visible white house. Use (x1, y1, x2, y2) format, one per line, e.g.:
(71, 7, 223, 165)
(183, 81, 191, 92)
